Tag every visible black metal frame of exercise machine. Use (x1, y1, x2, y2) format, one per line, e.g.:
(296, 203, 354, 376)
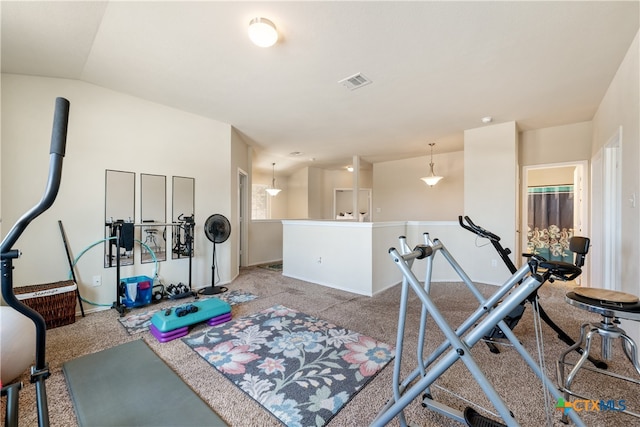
(169, 214, 198, 299)
(458, 216, 606, 369)
(1, 97, 70, 427)
(372, 232, 587, 427)
(106, 220, 132, 316)
(172, 213, 194, 259)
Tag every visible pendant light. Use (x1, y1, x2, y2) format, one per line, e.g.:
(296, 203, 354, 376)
(420, 143, 444, 187)
(266, 163, 282, 196)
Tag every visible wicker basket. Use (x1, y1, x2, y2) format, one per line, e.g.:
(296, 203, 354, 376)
(15, 280, 77, 329)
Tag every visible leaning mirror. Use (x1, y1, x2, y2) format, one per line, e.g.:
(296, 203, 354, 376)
(105, 169, 135, 267)
(141, 174, 166, 263)
(172, 176, 195, 259)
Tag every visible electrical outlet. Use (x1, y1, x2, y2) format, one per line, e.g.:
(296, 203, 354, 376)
(92, 275, 101, 287)
(491, 259, 498, 268)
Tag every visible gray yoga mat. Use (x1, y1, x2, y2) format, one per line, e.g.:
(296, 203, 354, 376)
(63, 339, 227, 426)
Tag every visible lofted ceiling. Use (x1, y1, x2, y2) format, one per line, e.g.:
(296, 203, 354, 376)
(2, 1, 638, 175)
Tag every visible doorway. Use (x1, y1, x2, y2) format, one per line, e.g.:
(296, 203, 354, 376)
(521, 161, 588, 281)
(238, 169, 248, 267)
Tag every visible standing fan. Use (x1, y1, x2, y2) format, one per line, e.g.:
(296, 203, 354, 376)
(199, 214, 231, 295)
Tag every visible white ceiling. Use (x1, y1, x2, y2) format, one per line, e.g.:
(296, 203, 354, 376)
(2, 1, 638, 175)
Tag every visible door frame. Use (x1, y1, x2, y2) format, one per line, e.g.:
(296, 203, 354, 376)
(521, 160, 589, 282)
(237, 168, 249, 268)
(591, 127, 622, 291)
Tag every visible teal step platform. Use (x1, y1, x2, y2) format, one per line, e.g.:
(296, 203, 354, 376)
(151, 298, 231, 333)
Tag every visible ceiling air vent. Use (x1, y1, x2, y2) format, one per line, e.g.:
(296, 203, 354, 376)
(338, 73, 372, 90)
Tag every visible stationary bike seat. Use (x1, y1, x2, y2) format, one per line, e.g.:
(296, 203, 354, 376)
(538, 260, 582, 281)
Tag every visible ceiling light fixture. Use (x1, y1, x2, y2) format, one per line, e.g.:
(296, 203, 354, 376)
(248, 17, 278, 47)
(265, 162, 282, 196)
(420, 143, 444, 187)
(347, 166, 354, 172)
(482, 116, 493, 124)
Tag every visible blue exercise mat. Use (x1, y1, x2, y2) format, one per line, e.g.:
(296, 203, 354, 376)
(63, 339, 227, 426)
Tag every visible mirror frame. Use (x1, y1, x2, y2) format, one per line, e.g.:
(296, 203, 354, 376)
(172, 176, 195, 259)
(141, 173, 167, 263)
(104, 169, 135, 267)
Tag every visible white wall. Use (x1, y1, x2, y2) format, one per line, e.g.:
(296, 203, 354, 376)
(247, 220, 283, 266)
(1, 74, 236, 310)
(464, 122, 519, 283)
(372, 151, 464, 221)
(282, 219, 514, 297)
(528, 167, 575, 187)
(405, 221, 514, 286)
(287, 167, 309, 219)
(591, 30, 639, 342)
(282, 220, 406, 296)
(520, 121, 593, 167)
(307, 167, 323, 219)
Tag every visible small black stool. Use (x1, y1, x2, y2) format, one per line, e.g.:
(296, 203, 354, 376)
(557, 287, 640, 421)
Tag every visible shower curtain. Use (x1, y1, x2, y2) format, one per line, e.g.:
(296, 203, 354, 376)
(527, 185, 574, 263)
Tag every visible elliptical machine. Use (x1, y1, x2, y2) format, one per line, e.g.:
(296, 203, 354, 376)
(1, 97, 70, 427)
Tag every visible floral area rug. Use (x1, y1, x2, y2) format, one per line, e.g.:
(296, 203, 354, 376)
(183, 304, 394, 427)
(118, 289, 258, 334)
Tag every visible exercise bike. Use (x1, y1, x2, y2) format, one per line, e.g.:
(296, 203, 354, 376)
(1, 97, 70, 427)
(458, 216, 606, 369)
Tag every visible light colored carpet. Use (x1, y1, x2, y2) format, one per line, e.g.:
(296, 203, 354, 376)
(3, 266, 639, 426)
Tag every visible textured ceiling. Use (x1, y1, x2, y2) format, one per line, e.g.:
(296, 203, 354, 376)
(2, 1, 638, 174)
